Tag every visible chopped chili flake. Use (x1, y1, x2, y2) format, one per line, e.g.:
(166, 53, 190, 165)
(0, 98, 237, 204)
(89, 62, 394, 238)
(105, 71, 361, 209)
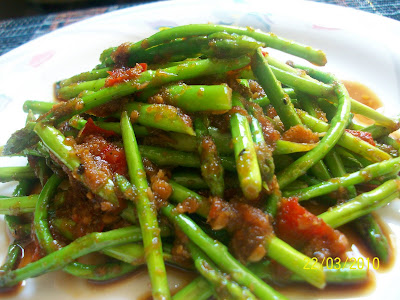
(261, 48, 269, 57)
(345, 129, 376, 146)
(226, 63, 251, 77)
(105, 63, 147, 87)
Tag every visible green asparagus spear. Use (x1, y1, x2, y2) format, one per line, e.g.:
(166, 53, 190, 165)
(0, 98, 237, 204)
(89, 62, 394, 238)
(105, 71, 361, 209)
(168, 181, 326, 289)
(102, 32, 263, 66)
(188, 241, 257, 300)
(58, 67, 111, 87)
(138, 145, 236, 171)
(251, 48, 301, 129)
(101, 24, 327, 66)
(137, 84, 233, 113)
(277, 74, 351, 188)
(0, 244, 22, 272)
(57, 78, 106, 100)
(23, 100, 55, 114)
(298, 110, 392, 162)
(121, 111, 170, 300)
(319, 179, 400, 228)
(172, 277, 213, 300)
(230, 93, 262, 200)
(353, 214, 391, 263)
(162, 204, 287, 300)
(194, 117, 225, 197)
(0, 195, 38, 215)
(284, 157, 400, 200)
(47, 56, 251, 125)
(0, 226, 143, 287)
(119, 102, 195, 135)
(0, 166, 36, 182)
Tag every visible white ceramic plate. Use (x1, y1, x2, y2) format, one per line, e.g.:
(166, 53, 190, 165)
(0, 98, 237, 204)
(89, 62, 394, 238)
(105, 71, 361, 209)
(0, 0, 400, 299)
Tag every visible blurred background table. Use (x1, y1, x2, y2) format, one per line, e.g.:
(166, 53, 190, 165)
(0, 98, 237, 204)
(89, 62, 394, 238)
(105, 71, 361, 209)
(0, 0, 399, 57)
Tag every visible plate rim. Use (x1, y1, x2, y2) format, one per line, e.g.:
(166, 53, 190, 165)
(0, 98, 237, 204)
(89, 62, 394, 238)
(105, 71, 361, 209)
(1, 0, 400, 63)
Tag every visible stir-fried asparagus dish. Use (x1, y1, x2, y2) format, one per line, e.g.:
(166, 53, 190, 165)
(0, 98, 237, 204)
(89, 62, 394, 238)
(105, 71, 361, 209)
(1, 24, 399, 299)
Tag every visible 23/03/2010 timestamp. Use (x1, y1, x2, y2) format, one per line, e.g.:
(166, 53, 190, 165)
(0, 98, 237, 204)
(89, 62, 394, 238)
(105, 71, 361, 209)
(304, 257, 380, 270)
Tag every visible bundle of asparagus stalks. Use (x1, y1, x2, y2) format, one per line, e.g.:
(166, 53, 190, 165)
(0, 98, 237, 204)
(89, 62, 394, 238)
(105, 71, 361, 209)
(0, 24, 399, 300)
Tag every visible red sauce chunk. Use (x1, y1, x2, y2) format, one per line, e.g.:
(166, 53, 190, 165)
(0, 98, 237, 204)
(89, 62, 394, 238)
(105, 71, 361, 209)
(345, 129, 376, 146)
(276, 197, 349, 260)
(150, 169, 172, 209)
(282, 124, 319, 144)
(142, 158, 173, 208)
(175, 197, 201, 214)
(74, 135, 128, 193)
(247, 102, 280, 147)
(105, 63, 147, 87)
(78, 120, 127, 176)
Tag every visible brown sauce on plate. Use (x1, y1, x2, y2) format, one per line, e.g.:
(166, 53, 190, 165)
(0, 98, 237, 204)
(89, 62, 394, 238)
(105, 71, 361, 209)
(0, 283, 24, 298)
(86, 265, 196, 300)
(275, 274, 376, 299)
(342, 80, 383, 126)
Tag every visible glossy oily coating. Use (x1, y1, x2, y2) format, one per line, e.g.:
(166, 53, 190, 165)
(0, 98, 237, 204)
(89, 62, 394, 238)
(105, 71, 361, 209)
(1, 24, 399, 300)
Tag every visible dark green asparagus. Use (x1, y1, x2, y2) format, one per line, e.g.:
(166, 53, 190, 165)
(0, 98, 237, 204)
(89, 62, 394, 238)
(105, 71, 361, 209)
(58, 67, 111, 87)
(101, 24, 327, 66)
(0, 244, 22, 272)
(251, 48, 301, 129)
(102, 32, 263, 66)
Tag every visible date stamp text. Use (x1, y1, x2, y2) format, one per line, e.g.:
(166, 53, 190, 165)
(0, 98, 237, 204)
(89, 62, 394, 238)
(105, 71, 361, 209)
(303, 257, 380, 270)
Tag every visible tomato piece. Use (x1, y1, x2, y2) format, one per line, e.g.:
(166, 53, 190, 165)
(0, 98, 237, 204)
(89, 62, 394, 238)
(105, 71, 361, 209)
(276, 197, 348, 258)
(81, 118, 117, 138)
(99, 143, 127, 176)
